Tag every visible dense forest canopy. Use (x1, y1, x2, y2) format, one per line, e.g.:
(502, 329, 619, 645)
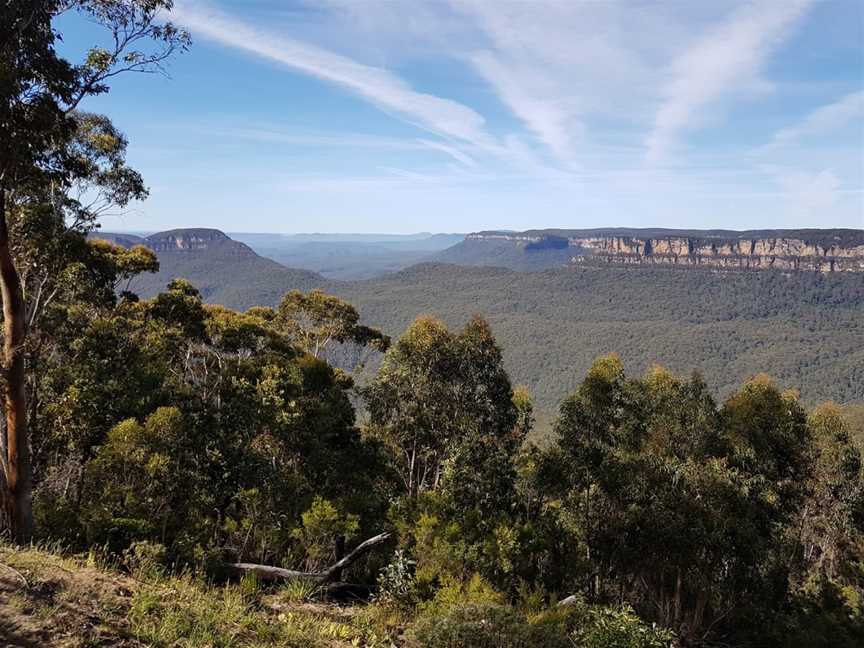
(1, 3, 863, 647)
(334, 263, 864, 416)
(115, 233, 864, 421)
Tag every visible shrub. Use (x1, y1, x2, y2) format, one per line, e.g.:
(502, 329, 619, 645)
(123, 540, 167, 575)
(281, 577, 320, 603)
(413, 602, 570, 648)
(570, 604, 675, 648)
(292, 496, 359, 571)
(417, 573, 504, 617)
(376, 549, 418, 609)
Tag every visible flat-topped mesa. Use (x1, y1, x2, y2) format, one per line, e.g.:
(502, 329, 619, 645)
(576, 236, 864, 272)
(144, 228, 233, 252)
(93, 228, 260, 259)
(467, 229, 864, 272)
(465, 233, 542, 243)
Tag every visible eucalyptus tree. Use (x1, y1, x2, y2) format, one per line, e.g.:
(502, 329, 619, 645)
(364, 315, 520, 499)
(0, 0, 188, 541)
(551, 362, 815, 643)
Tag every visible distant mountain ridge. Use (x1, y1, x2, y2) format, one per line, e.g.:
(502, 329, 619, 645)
(442, 227, 864, 273)
(92, 228, 325, 306)
(228, 231, 465, 280)
(472, 227, 864, 245)
(96, 228, 258, 254)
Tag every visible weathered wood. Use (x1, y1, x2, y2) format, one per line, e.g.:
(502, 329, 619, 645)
(228, 563, 316, 582)
(227, 531, 392, 584)
(321, 531, 391, 581)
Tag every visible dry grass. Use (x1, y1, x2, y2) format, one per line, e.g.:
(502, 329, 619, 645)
(0, 543, 408, 648)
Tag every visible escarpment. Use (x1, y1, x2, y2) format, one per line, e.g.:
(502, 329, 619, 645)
(466, 229, 864, 272)
(95, 228, 260, 258)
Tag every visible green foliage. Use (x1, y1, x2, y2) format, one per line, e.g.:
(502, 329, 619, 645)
(292, 497, 360, 571)
(332, 263, 864, 418)
(418, 573, 506, 618)
(5, 143, 860, 648)
(546, 358, 864, 643)
(115, 233, 864, 420)
(568, 604, 675, 648)
(276, 288, 389, 358)
(375, 549, 418, 609)
(744, 578, 864, 648)
(124, 540, 168, 574)
(414, 602, 571, 648)
(22, 259, 864, 646)
(365, 314, 522, 504)
(281, 578, 321, 604)
(31, 277, 391, 575)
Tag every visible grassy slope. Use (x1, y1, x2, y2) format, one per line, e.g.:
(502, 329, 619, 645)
(0, 544, 406, 647)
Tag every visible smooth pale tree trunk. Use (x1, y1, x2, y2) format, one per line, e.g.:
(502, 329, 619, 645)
(0, 186, 32, 543)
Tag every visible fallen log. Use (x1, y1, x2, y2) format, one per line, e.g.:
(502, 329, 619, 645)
(228, 531, 392, 584)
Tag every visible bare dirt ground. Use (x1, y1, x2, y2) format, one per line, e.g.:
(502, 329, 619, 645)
(0, 548, 139, 647)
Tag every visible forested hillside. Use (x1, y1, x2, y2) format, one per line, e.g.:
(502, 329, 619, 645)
(106, 229, 864, 417)
(106, 229, 326, 305)
(434, 235, 575, 270)
(334, 263, 864, 413)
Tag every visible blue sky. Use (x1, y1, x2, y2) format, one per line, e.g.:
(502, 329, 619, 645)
(61, 0, 863, 234)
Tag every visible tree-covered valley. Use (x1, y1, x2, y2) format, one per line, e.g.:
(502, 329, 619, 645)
(120, 230, 864, 423)
(1, 3, 863, 648)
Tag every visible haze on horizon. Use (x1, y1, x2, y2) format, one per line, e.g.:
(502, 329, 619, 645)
(61, 0, 864, 234)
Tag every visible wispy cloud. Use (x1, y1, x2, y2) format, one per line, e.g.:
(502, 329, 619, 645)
(452, 0, 655, 164)
(138, 0, 860, 231)
(208, 126, 435, 152)
(418, 139, 478, 167)
(760, 90, 864, 152)
(469, 49, 584, 164)
(645, 0, 815, 163)
(172, 0, 494, 148)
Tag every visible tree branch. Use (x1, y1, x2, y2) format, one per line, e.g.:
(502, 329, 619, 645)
(227, 531, 392, 584)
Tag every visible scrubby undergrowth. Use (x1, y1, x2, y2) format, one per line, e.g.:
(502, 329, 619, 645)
(0, 543, 405, 647)
(0, 543, 676, 648)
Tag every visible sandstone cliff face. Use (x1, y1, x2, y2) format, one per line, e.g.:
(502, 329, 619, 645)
(467, 233, 864, 272)
(125, 229, 258, 260)
(466, 233, 540, 244)
(577, 236, 864, 272)
(145, 229, 233, 252)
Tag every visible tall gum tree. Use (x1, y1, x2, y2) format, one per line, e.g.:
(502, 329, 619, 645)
(0, 1, 188, 542)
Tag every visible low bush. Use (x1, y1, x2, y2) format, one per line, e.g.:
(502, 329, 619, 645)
(569, 604, 675, 648)
(413, 602, 570, 648)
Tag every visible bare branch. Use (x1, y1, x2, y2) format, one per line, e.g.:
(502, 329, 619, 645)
(228, 532, 392, 584)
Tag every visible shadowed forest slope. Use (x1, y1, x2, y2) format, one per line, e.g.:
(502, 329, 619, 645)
(332, 263, 864, 413)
